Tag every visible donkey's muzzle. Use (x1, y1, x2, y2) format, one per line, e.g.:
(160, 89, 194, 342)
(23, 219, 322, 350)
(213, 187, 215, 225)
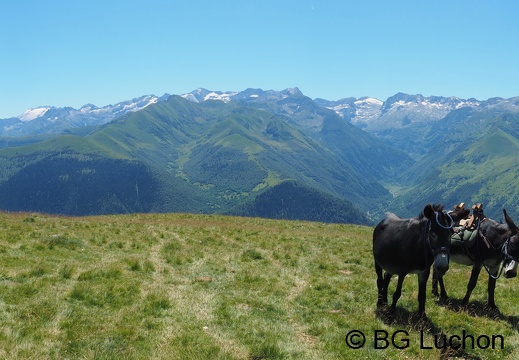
(504, 260, 517, 279)
(434, 251, 449, 276)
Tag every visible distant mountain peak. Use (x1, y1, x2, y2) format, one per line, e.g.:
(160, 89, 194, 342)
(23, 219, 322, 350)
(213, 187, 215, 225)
(80, 103, 98, 111)
(181, 88, 236, 103)
(2, 95, 165, 137)
(19, 107, 52, 122)
(282, 87, 303, 96)
(182, 87, 306, 105)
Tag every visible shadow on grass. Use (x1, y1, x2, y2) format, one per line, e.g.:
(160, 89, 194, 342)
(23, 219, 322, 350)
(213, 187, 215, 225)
(437, 296, 519, 332)
(375, 305, 483, 360)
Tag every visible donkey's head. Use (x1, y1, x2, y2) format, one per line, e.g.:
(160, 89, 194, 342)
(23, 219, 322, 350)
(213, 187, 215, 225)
(422, 205, 451, 276)
(423, 204, 470, 276)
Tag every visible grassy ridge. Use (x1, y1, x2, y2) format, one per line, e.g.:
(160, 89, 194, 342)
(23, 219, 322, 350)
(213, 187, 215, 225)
(0, 212, 518, 359)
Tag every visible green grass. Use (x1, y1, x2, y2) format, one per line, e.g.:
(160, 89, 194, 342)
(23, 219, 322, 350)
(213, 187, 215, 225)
(1, 212, 519, 359)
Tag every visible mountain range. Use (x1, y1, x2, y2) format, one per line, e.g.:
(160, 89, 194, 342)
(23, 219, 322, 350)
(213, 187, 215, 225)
(1, 88, 519, 223)
(0, 94, 169, 138)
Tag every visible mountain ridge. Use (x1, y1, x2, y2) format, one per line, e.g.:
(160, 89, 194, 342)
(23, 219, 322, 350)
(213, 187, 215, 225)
(2, 88, 519, 222)
(0, 94, 170, 137)
(3, 88, 519, 140)
(0, 95, 390, 223)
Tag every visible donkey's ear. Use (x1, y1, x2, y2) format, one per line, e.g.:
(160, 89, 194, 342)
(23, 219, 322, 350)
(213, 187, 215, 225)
(423, 204, 435, 220)
(504, 209, 519, 235)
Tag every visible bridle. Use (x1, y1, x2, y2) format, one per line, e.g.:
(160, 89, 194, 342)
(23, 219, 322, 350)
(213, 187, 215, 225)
(501, 237, 519, 263)
(423, 211, 455, 267)
(435, 211, 455, 230)
(477, 231, 519, 280)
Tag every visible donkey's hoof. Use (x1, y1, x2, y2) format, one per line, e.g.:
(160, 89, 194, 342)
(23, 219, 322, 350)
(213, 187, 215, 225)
(485, 303, 499, 310)
(438, 296, 450, 305)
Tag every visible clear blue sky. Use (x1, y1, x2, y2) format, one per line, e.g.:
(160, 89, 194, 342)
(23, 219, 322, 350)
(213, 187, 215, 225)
(1, 0, 518, 118)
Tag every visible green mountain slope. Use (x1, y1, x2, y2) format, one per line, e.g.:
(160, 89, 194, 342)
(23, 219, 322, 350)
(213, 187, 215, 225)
(391, 113, 519, 219)
(0, 146, 209, 216)
(4, 92, 519, 222)
(0, 96, 389, 223)
(317, 113, 414, 181)
(89, 97, 391, 214)
(229, 180, 369, 224)
(234, 89, 414, 181)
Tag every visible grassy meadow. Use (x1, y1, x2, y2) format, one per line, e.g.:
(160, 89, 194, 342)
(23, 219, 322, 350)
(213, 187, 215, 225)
(1, 212, 519, 359)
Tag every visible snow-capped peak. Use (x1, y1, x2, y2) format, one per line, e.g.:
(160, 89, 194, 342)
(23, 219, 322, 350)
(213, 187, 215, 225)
(355, 97, 383, 107)
(19, 107, 51, 122)
(181, 88, 237, 103)
(121, 95, 159, 112)
(203, 91, 236, 102)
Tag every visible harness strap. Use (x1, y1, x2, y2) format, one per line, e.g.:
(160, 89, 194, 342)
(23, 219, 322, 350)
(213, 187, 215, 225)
(434, 246, 449, 255)
(502, 238, 519, 262)
(477, 226, 505, 280)
(423, 211, 452, 271)
(460, 220, 515, 280)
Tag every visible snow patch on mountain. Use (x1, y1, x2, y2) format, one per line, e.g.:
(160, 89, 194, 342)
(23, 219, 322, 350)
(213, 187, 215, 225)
(120, 95, 159, 112)
(3, 89, 519, 138)
(182, 87, 306, 104)
(182, 88, 237, 103)
(315, 97, 383, 128)
(1, 95, 165, 137)
(203, 91, 236, 102)
(19, 107, 51, 122)
(351, 98, 383, 126)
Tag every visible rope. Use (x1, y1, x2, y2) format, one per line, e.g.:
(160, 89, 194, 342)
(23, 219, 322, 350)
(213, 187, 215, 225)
(435, 211, 454, 229)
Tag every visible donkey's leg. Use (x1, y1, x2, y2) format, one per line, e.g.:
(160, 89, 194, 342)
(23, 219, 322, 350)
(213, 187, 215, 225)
(418, 270, 430, 316)
(389, 274, 405, 313)
(462, 263, 483, 305)
(381, 272, 392, 306)
(431, 267, 448, 299)
(486, 273, 499, 309)
(437, 273, 449, 302)
(431, 267, 439, 297)
(375, 262, 386, 307)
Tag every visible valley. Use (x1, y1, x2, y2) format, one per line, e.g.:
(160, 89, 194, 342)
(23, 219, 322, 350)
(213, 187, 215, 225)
(1, 88, 519, 222)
